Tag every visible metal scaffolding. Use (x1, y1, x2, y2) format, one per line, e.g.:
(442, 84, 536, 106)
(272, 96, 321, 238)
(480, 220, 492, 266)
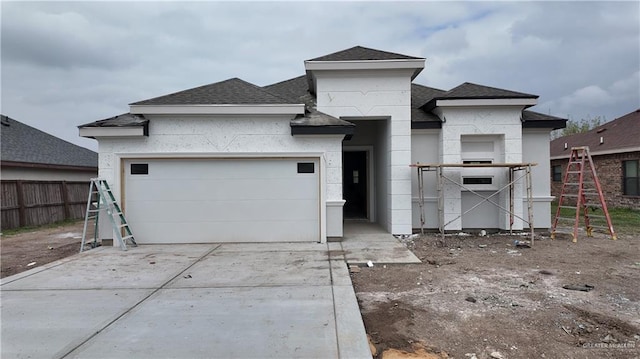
(410, 163, 537, 244)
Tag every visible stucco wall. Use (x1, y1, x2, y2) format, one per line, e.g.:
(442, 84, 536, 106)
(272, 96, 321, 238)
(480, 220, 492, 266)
(435, 106, 525, 230)
(411, 129, 440, 229)
(96, 114, 345, 239)
(522, 129, 553, 228)
(314, 69, 413, 234)
(1, 167, 96, 181)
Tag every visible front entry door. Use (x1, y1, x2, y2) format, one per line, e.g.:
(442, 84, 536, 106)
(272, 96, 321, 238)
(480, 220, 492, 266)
(343, 151, 368, 219)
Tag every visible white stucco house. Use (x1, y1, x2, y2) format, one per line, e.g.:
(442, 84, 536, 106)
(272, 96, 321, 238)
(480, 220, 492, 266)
(79, 46, 566, 244)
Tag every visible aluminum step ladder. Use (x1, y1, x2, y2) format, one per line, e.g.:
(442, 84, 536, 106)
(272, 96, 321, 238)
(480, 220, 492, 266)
(551, 146, 616, 242)
(80, 179, 137, 251)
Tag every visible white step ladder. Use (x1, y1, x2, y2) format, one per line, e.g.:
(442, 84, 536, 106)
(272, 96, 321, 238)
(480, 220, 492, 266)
(80, 179, 137, 251)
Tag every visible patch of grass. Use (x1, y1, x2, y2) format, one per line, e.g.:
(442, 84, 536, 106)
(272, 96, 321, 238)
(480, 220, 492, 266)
(551, 202, 640, 235)
(1, 218, 83, 237)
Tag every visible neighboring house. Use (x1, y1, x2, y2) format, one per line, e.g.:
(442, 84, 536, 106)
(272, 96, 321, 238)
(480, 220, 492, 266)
(550, 109, 640, 210)
(79, 46, 566, 244)
(1, 115, 97, 181)
(1, 115, 98, 229)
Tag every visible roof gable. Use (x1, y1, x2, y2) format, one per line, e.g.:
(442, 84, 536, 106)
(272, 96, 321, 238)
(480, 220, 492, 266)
(131, 78, 295, 106)
(1, 115, 97, 168)
(550, 109, 640, 157)
(308, 46, 423, 61)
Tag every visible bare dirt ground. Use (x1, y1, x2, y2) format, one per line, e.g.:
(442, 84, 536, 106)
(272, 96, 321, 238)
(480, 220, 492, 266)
(0, 220, 93, 278)
(352, 231, 640, 359)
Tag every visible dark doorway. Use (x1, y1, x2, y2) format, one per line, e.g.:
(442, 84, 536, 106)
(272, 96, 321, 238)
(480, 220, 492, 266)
(343, 151, 368, 219)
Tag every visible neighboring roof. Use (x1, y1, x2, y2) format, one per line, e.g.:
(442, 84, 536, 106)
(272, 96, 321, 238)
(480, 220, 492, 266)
(1, 115, 97, 169)
(308, 46, 423, 61)
(550, 109, 640, 158)
(522, 110, 567, 130)
(422, 82, 538, 110)
(79, 113, 148, 128)
(131, 78, 295, 106)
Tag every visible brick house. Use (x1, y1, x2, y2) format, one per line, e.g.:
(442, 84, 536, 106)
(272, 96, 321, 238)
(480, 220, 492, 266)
(550, 109, 640, 209)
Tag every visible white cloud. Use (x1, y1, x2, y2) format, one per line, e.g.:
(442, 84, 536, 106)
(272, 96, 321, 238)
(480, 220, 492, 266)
(1, 1, 638, 150)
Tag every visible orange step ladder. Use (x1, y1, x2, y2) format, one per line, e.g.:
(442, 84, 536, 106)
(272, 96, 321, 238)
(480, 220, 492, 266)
(551, 146, 616, 242)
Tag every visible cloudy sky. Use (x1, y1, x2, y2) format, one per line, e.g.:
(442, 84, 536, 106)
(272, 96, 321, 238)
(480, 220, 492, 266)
(2, 1, 639, 151)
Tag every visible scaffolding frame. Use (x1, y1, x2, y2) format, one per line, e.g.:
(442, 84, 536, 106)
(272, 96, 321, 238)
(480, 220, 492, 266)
(410, 163, 537, 245)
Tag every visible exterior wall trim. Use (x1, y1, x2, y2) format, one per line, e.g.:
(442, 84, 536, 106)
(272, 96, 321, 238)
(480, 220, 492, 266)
(129, 104, 305, 115)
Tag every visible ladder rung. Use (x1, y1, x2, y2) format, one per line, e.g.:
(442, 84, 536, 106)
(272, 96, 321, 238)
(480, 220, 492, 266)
(122, 235, 135, 240)
(560, 206, 578, 209)
(588, 225, 611, 230)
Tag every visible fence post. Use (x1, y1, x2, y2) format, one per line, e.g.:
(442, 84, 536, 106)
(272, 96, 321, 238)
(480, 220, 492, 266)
(62, 181, 71, 220)
(16, 180, 26, 227)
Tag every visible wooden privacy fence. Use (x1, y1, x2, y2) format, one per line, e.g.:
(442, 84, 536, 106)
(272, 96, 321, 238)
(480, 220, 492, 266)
(1, 180, 90, 230)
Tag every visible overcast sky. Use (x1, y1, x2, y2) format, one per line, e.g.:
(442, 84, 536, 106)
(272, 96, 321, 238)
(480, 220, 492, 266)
(2, 1, 639, 152)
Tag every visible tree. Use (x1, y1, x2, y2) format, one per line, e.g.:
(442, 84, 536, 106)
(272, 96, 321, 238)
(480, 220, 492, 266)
(551, 115, 604, 139)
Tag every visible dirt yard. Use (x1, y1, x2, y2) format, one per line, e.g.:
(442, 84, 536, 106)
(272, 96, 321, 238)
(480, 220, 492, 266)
(352, 231, 640, 359)
(0, 220, 93, 278)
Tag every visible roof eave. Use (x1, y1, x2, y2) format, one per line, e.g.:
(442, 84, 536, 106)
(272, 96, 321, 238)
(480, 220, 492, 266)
(304, 59, 425, 75)
(551, 146, 640, 160)
(1, 160, 97, 172)
(290, 124, 355, 136)
(129, 104, 305, 115)
(523, 119, 567, 130)
(411, 121, 442, 129)
(423, 98, 538, 110)
(79, 126, 148, 139)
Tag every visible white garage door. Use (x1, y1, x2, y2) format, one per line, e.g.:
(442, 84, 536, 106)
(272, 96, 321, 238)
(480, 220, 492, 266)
(123, 158, 320, 243)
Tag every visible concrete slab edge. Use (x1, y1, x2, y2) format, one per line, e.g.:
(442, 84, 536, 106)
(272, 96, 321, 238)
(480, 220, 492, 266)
(0, 247, 106, 286)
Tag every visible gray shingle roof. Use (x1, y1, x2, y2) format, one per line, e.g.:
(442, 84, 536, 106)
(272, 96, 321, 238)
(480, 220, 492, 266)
(550, 109, 639, 157)
(264, 76, 354, 133)
(411, 83, 446, 124)
(79, 113, 148, 128)
(264, 75, 309, 101)
(438, 82, 538, 100)
(308, 46, 423, 61)
(422, 82, 539, 110)
(1, 115, 97, 168)
(522, 110, 567, 130)
(131, 78, 295, 106)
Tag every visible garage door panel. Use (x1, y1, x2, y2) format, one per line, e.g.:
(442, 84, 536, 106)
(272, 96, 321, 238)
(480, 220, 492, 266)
(126, 199, 318, 222)
(128, 159, 311, 180)
(127, 178, 318, 201)
(130, 220, 318, 243)
(124, 158, 320, 243)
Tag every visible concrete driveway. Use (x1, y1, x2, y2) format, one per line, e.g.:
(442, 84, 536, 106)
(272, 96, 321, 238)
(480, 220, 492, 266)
(1, 243, 371, 359)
